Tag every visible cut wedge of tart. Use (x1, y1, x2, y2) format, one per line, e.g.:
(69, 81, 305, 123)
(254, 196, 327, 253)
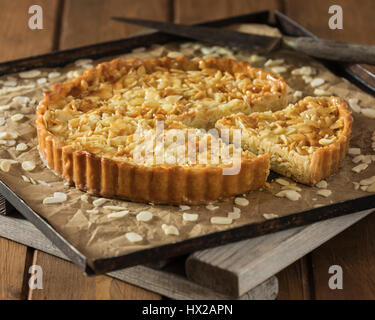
(36, 56, 285, 204)
(216, 96, 353, 185)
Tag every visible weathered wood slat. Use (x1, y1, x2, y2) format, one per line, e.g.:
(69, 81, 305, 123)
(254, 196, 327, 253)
(186, 210, 372, 297)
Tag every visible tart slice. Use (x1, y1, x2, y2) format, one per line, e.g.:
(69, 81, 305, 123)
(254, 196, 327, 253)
(216, 96, 353, 185)
(36, 56, 282, 204)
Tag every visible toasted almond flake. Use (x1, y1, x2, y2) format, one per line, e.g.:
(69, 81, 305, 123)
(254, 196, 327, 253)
(0, 132, 18, 140)
(19, 69, 41, 78)
(29, 177, 37, 184)
(0, 105, 11, 112)
(162, 224, 179, 236)
(352, 155, 365, 164)
(179, 205, 191, 211)
(136, 210, 153, 222)
(48, 72, 61, 79)
(66, 70, 80, 79)
(263, 213, 279, 220)
(125, 232, 143, 243)
(360, 185, 368, 191)
(348, 148, 361, 156)
(367, 183, 375, 192)
(82, 64, 93, 69)
(16, 143, 28, 151)
(43, 197, 64, 204)
(348, 98, 361, 113)
(103, 205, 127, 211)
(359, 176, 375, 186)
(21, 175, 30, 183)
(275, 178, 290, 186)
(282, 185, 302, 192)
(37, 77, 47, 85)
(264, 59, 284, 67)
(107, 210, 129, 218)
(10, 113, 24, 122)
(22, 161, 35, 171)
(4, 80, 17, 87)
(206, 204, 219, 211)
(210, 217, 233, 225)
(183, 213, 199, 222)
(353, 182, 360, 190)
(317, 189, 332, 197)
(249, 54, 266, 63)
(37, 180, 51, 187)
(0, 117, 5, 126)
(316, 180, 328, 189)
(92, 198, 109, 207)
(302, 75, 313, 83)
(86, 209, 99, 214)
(352, 163, 368, 173)
(362, 155, 373, 164)
(6, 140, 16, 147)
(0, 159, 17, 172)
(310, 78, 325, 87)
(271, 66, 287, 74)
(80, 194, 89, 203)
(167, 51, 183, 58)
(75, 59, 93, 66)
(234, 197, 249, 206)
(275, 190, 301, 201)
(228, 211, 241, 220)
(314, 204, 324, 208)
(361, 108, 375, 119)
(291, 66, 315, 76)
(293, 90, 303, 98)
(314, 88, 329, 96)
(53, 192, 67, 201)
(12, 96, 30, 105)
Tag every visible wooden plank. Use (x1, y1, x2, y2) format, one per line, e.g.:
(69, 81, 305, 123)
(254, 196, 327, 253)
(174, 0, 281, 24)
(0, 0, 60, 62)
(0, 237, 32, 300)
(276, 258, 312, 300)
(186, 210, 372, 297)
(310, 213, 375, 300)
(28, 251, 161, 300)
(0, 213, 277, 300)
(59, 0, 172, 49)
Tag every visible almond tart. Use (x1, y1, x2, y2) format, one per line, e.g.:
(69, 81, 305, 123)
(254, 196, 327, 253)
(36, 56, 287, 204)
(216, 96, 353, 185)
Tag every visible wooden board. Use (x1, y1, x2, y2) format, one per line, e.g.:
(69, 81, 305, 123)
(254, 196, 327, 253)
(186, 210, 372, 297)
(0, 210, 277, 300)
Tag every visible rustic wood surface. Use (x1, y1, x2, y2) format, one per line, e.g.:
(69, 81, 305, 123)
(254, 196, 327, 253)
(0, 0, 374, 300)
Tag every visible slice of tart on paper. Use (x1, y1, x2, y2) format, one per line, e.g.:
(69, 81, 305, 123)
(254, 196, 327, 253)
(216, 96, 353, 185)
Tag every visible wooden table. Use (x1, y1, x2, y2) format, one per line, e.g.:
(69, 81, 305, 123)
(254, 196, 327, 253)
(0, 0, 374, 300)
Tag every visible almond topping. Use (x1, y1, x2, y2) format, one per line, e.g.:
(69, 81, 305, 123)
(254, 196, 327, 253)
(183, 213, 199, 222)
(92, 198, 109, 207)
(206, 204, 219, 211)
(234, 197, 249, 206)
(16, 143, 28, 151)
(103, 205, 127, 211)
(315, 180, 328, 189)
(86, 209, 99, 214)
(352, 163, 368, 173)
(162, 224, 179, 236)
(310, 78, 325, 87)
(263, 213, 279, 220)
(359, 176, 375, 186)
(107, 210, 129, 218)
(0, 159, 18, 172)
(22, 161, 36, 171)
(317, 189, 332, 197)
(19, 70, 41, 78)
(275, 190, 301, 201)
(179, 205, 191, 211)
(10, 113, 24, 122)
(136, 211, 153, 222)
(275, 178, 290, 186)
(361, 108, 375, 119)
(80, 194, 89, 203)
(348, 148, 361, 156)
(125, 232, 143, 243)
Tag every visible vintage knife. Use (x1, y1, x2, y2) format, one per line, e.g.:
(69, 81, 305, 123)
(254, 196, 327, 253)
(112, 16, 375, 65)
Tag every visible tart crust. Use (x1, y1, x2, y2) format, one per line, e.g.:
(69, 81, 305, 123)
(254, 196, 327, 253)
(216, 96, 353, 185)
(36, 56, 286, 204)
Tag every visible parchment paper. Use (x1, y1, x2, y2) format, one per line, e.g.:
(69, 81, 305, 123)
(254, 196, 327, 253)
(0, 24, 374, 265)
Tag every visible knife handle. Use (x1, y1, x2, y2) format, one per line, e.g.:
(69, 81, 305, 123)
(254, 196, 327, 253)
(283, 36, 375, 65)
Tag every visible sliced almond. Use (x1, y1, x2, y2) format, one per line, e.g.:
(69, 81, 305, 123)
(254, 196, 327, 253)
(352, 163, 368, 173)
(275, 178, 290, 186)
(263, 213, 279, 220)
(53, 192, 67, 201)
(22, 161, 36, 171)
(0, 159, 17, 172)
(282, 185, 302, 192)
(310, 78, 325, 87)
(348, 98, 361, 113)
(162, 224, 179, 236)
(352, 155, 365, 164)
(348, 148, 361, 156)
(0, 105, 11, 112)
(317, 189, 332, 197)
(80, 194, 89, 203)
(183, 213, 199, 222)
(103, 205, 127, 211)
(275, 190, 301, 201)
(19, 69, 41, 78)
(228, 211, 241, 220)
(353, 182, 360, 190)
(48, 72, 61, 79)
(136, 211, 153, 222)
(314, 88, 329, 96)
(359, 176, 375, 186)
(10, 113, 24, 122)
(210, 217, 233, 225)
(293, 90, 303, 99)
(0, 132, 18, 140)
(271, 66, 287, 74)
(125, 232, 143, 243)
(264, 59, 284, 67)
(291, 66, 315, 76)
(43, 194, 66, 204)
(75, 59, 93, 66)
(167, 51, 183, 58)
(179, 205, 191, 211)
(361, 108, 375, 119)
(234, 197, 249, 206)
(107, 210, 129, 218)
(315, 180, 328, 189)
(16, 143, 28, 151)
(37, 180, 51, 187)
(86, 209, 99, 214)
(21, 175, 30, 183)
(360, 185, 368, 191)
(92, 198, 109, 207)
(206, 204, 219, 211)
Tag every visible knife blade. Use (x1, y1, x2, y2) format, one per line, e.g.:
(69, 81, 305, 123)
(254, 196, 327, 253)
(112, 16, 375, 65)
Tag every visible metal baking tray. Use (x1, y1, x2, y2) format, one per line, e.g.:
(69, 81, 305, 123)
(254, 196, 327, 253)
(0, 10, 374, 274)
